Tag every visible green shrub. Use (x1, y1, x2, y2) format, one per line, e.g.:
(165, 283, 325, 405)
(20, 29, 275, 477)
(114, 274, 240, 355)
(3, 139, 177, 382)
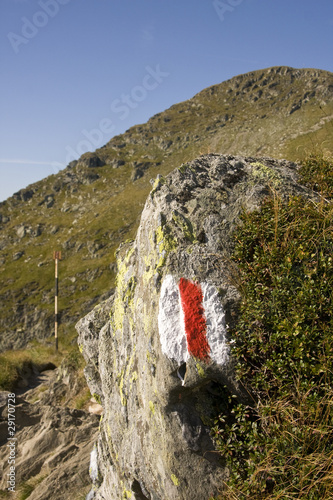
(233, 195, 332, 399)
(212, 155, 333, 498)
(300, 153, 333, 199)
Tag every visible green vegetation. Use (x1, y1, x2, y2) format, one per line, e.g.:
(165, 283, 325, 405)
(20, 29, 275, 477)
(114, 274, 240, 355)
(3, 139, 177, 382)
(73, 386, 92, 410)
(0, 336, 85, 391)
(18, 482, 35, 500)
(0, 343, 60, 391)
(299, 153, 333, 199)
(211, 154, 333, 498)
(17, 474, 48, 500)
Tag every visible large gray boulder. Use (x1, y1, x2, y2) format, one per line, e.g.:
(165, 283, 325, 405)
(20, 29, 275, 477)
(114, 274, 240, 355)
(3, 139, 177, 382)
(76, 154, 314, 500)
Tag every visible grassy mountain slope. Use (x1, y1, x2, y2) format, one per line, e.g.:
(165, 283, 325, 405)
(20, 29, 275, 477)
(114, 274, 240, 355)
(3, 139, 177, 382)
(0, 66, 332, 352)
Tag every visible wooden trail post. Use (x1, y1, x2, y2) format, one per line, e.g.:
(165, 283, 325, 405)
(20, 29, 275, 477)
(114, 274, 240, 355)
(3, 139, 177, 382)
(53, 251, 62, 351)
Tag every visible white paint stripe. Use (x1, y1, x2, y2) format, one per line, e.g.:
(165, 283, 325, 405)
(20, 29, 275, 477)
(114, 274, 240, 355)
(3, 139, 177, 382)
(202, 283, 229, 365)
(158, 274, 188, 364)
(178, 281, 188, 361)
(158, 275, 229, 366)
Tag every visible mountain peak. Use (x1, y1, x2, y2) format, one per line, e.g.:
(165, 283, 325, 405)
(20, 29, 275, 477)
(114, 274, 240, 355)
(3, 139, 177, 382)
(0, 66, 332, 351)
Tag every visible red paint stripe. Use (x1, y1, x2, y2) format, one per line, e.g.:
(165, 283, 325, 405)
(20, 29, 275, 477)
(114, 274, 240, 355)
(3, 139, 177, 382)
(178, 278, 210, 361)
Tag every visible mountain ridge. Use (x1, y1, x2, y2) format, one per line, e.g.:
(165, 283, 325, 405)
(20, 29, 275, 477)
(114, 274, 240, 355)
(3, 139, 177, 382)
(0, 65, 332, 351)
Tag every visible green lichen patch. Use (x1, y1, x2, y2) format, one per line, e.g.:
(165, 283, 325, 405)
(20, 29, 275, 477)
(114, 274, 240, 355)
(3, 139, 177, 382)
(171, 474, 180, 487)
(144, 222, 178, 286)
(195, 361, 206, 379)
(110, 245, 136, 334)
(177, 163, 189, 174)
(118, 350, 136, 407)
(92, 393, 102, 405)
(172, 210, 196, 243)
(250, 161, 282, 188)
(117, 369, 126, 407)
(150, 175, 166, 197)
(156, 223, 178, 265)
(149, 400, 155, 415)
(155, 223, 178, 255)
(123, 276, 137, 306)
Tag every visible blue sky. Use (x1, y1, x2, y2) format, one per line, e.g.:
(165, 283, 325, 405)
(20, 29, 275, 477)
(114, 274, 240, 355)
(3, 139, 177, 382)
(0, 0, 332, 201)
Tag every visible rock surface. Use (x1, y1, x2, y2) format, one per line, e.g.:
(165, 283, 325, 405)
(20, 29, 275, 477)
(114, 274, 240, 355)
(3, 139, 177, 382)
(0, 366, 100, 499)
(76, 154, 316, 500)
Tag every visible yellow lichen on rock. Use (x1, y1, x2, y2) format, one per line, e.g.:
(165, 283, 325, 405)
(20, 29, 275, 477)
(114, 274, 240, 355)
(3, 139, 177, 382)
(250, 161, 282, 187)
(171, 474, 180, 486)
(111, 245, 136, 335)
(149, 400, 155, 415)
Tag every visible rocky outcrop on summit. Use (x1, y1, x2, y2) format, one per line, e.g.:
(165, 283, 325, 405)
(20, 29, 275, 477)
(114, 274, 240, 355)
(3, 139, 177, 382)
(76, 154, 317, 500)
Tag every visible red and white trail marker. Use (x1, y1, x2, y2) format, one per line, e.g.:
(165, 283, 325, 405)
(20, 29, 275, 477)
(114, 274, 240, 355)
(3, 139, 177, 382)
(158, 275, 229, 365)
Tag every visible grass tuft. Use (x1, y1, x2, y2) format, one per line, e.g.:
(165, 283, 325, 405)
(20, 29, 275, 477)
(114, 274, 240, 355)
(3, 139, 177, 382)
(0, 339, 80, 391)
